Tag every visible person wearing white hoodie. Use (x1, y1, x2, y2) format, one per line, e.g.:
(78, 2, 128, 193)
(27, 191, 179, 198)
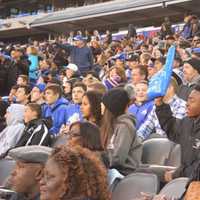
(0, 104, 25, 158)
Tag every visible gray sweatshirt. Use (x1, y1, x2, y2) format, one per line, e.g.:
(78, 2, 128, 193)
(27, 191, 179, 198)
(107, 114, 142, 175)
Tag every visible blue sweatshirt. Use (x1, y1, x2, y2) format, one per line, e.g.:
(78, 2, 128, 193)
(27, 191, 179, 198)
(58, 44, 94, 73)
(66, 103, 83, 124)
(128, 101, 154, 129)
(43, 97, 69, 135)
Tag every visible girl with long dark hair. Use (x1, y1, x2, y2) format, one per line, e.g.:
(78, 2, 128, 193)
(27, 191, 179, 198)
(81, 91, 102, 126)
(101, 88, 142, 175)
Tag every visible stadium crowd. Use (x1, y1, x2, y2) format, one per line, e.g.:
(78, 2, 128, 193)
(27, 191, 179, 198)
(0, 12, 200, 200)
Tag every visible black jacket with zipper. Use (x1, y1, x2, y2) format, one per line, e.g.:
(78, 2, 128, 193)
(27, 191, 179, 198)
(15, 118, 52, 147)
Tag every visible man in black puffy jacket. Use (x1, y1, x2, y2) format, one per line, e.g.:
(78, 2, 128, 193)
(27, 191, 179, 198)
(155, 84, 200, 181)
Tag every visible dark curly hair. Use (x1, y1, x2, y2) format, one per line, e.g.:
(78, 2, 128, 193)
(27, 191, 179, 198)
(50, 146, 111, 200)
(83, 91, 102, 126)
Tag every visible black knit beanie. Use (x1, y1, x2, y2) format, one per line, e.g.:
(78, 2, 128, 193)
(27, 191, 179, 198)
(185, 58, 200, 74)
(102, 88, 130, 117)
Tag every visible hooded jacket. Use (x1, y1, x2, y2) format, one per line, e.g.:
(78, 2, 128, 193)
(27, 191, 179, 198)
(15, 117, 52, 147)
(107, 114, 142, 175)
(156, 103, 200, 178)
(43, 97, 69, 135)
(0, 104, 25, 158)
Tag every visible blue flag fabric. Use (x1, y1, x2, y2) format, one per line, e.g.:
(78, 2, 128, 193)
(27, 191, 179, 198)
(147, 45, 176, 100)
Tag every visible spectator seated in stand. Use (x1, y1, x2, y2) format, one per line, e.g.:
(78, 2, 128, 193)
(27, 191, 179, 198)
(0, 104, 25, 158)
(4, 146, 52, 200)
(15, 85, 31, 105)
(40, 145, 111, 200)
(137, 78, 186, 140)
(128, 80, 154, 130)
(16, 103, 52, 147)
(101, 88, 142, 175)
(63, 82, 86, 127)
(43, 84, 69, 135)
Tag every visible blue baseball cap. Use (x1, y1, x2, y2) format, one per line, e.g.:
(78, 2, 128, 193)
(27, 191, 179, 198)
(112, 53, 126, 61)
(34, 83, 46, 92)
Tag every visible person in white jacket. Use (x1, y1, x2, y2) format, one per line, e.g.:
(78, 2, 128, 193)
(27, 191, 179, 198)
(0, 104, 25, 158)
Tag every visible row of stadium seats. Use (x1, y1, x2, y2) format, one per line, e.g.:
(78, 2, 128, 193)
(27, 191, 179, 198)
(0, 138, 183, 199)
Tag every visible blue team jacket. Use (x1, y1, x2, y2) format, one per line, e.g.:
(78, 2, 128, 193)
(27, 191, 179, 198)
(43, 97, 69, 135)
(128, 101, 154, 129)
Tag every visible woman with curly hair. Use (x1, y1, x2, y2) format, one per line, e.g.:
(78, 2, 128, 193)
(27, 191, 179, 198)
(40, 146, 111, 200)
(81, 90, 102, 126)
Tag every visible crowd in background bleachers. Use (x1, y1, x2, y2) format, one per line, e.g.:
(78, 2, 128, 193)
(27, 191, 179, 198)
(0, 0, 112, 20)
(0, 12, 200, 200)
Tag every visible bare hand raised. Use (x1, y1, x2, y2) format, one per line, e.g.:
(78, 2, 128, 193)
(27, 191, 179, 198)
(154, 97, 164, 106)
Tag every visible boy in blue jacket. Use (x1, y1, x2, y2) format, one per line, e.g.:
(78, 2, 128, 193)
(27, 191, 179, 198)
(128, 81, 154, 129)
(65, 82, 86, 124)
(43, 84, 69, 135)
(59, 82, 86, 135)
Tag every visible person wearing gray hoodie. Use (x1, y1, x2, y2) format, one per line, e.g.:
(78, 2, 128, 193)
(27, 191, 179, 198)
(0, 104, 25, 158)
(101, 88, 142, 175)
